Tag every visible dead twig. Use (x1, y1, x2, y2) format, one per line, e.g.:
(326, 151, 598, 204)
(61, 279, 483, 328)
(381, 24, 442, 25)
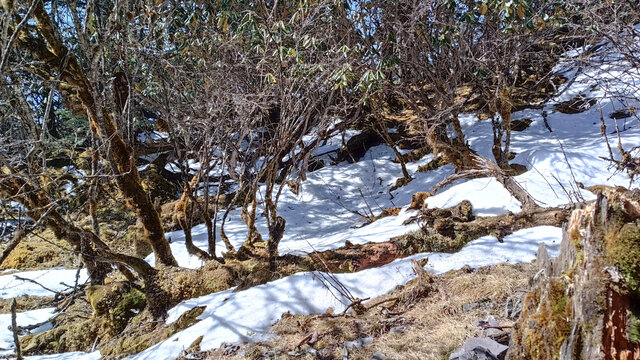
(296, 331, 319, 348)
(11, 299, 23, 360)
(365, 297, 399, 311)
(13, 275, 62, 296)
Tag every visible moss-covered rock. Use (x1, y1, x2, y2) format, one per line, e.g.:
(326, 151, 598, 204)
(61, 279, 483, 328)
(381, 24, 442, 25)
(100, 305, 205, 357)
(140, 164, 180, 202)
(86, 281, 147, 335)
(417, 155, 447, 172)
(0, 229, 78, 270)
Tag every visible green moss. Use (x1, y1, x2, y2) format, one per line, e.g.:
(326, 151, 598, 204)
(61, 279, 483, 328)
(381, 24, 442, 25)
(606, 222, 640, 296)
(522, 279, 571, 360)
(628, 311, 640, 343)
(553, 292, 568, 316)
(101, 306, 205, 356)
(110, 288, 147, 333)
(86, 282, 147, 335)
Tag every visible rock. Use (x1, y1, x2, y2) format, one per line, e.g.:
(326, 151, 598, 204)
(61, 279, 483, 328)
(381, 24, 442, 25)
(449, 337, 508, 360)
(344, 337, 374, 349)
(477, 316, 502, 337)
(463, 302, 480, 313)
(554, 94, 596, 114)
(408, 191, 433, 210)
(389, 325, 407, 334)
(510, 119, 533, 132)
(372, 351, 387, 360)
(221, 343, 240, 356)
(463, 298, 493, 313)
(488, 331, 510, 345)
(609, 108, 632, 119)
(343, 337, 374, 360)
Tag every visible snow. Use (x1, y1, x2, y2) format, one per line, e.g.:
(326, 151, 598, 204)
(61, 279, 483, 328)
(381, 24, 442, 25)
(0, 308, 56, 357)
(132, 37, 640, 357)
(132, 226, 561, 360)
(0, 269, 88, 299)
(425, 177, 522, 216)
(137, 131, 169, 142)
(24, 352, 102, 360)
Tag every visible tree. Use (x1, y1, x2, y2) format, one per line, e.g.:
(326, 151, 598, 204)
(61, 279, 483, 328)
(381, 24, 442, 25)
(353, 0, 585, 211)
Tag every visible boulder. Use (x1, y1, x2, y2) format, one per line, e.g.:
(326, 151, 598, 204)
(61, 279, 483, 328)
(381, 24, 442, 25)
(449, 337, 508, 360)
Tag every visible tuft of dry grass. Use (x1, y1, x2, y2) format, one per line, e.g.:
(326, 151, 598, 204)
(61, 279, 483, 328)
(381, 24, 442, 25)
(181, 261, 535, 360)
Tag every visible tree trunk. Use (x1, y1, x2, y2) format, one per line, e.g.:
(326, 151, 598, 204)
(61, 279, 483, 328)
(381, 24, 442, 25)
(20, 3, 177, 267)
(175, 175, 211, 260)
(0, 175, 158, 283)
(508, 188, 640, 360)
(491, 91, 513, 169)
(268, 216, 286, 272)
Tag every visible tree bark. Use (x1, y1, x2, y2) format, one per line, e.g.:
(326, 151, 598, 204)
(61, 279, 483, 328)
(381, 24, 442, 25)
(175, 175, 211, 260)
(0, 175, 157, 282)
(18, 3, 177, 267)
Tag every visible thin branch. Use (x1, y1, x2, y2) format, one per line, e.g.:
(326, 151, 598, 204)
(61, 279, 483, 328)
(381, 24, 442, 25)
(0, 0, 40, 74)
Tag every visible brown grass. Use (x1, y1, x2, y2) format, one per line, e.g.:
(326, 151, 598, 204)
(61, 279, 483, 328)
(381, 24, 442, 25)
(180, 262, 535, 360)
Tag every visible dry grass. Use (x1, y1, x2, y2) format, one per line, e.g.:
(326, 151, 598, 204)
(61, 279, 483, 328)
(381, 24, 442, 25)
(180, 261, 535, 360)
(0, 294, 54, 314)
(0, 229, 80, 271)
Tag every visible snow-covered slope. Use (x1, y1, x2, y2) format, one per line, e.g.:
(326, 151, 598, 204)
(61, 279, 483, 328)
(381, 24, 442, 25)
(2, 36, 640, 360)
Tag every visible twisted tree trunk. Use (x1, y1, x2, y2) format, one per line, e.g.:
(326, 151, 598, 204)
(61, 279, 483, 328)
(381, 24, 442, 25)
(15, 2, 177, 267)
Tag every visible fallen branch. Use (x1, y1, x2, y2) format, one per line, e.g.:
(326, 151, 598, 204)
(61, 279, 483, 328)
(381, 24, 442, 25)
(365, 297, 399, 311)
(296, 331, 320, 348)
(482, 325, 513, 330)
(341, 297, 370, 315)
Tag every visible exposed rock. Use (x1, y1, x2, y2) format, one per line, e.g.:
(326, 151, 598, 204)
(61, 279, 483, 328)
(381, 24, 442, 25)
(489, 331, 511, 346)
(449, 337, 508, 360)
(372, 351, 388, 360)
(505, 163, 527, 176)
(396, 146, 431, 163)
(610, 108, 633, 119)
(510, 119, 533, 132)
(343, 337, 374, 360)
(463, 299, 493, 313)
(221, 343, 241, 356)
(391, 176, 413, 191)
(377, 207, 402, 219)
(417, 155, 447, 173)
(477, 315, 501, 337)
(334, 130, 384, 163)
(344, 336, 374, 349)
(554, 94, 597, 114)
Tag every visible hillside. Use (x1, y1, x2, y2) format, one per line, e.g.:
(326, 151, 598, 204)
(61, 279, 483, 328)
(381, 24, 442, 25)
(1, 1, 640, 359)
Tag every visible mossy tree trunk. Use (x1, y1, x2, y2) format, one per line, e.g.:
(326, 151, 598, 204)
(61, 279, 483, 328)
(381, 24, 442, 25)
(16, 2, 177, 267)
(491, 89, 513, 170)
(175, 174, 211, 261)
(508, 188, 640, 359)
(0, 175, 156, 283)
